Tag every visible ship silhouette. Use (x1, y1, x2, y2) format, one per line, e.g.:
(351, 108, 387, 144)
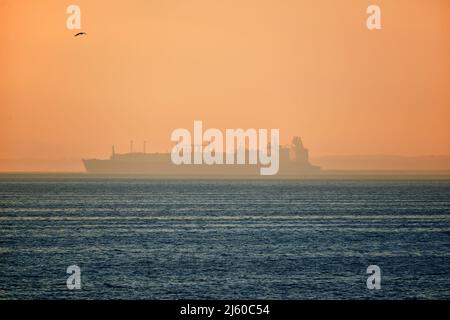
(82, 136, 320, 176)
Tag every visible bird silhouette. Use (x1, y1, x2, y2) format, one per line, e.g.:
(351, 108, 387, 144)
(74, 32, 87, 37)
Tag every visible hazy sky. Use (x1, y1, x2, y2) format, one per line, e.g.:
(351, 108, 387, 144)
(1, 0, 449, 170)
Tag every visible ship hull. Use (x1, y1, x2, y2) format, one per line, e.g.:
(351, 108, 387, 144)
(82, 158, 320, 176)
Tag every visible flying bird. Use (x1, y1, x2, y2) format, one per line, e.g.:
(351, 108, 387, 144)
(74, 32, 87, 37)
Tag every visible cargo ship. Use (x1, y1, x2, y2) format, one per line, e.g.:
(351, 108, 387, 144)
(82, 136, 320, 176)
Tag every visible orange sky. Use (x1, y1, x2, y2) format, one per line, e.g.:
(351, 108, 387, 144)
(1, 0, 449, 171)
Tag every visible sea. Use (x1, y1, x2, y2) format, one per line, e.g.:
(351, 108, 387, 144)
(1, 174, 450, 299)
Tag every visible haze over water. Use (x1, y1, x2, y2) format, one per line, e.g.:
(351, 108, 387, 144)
(1, 175, 449, 299)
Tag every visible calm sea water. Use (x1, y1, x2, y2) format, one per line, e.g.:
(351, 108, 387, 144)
(1, 175, 450, 299)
